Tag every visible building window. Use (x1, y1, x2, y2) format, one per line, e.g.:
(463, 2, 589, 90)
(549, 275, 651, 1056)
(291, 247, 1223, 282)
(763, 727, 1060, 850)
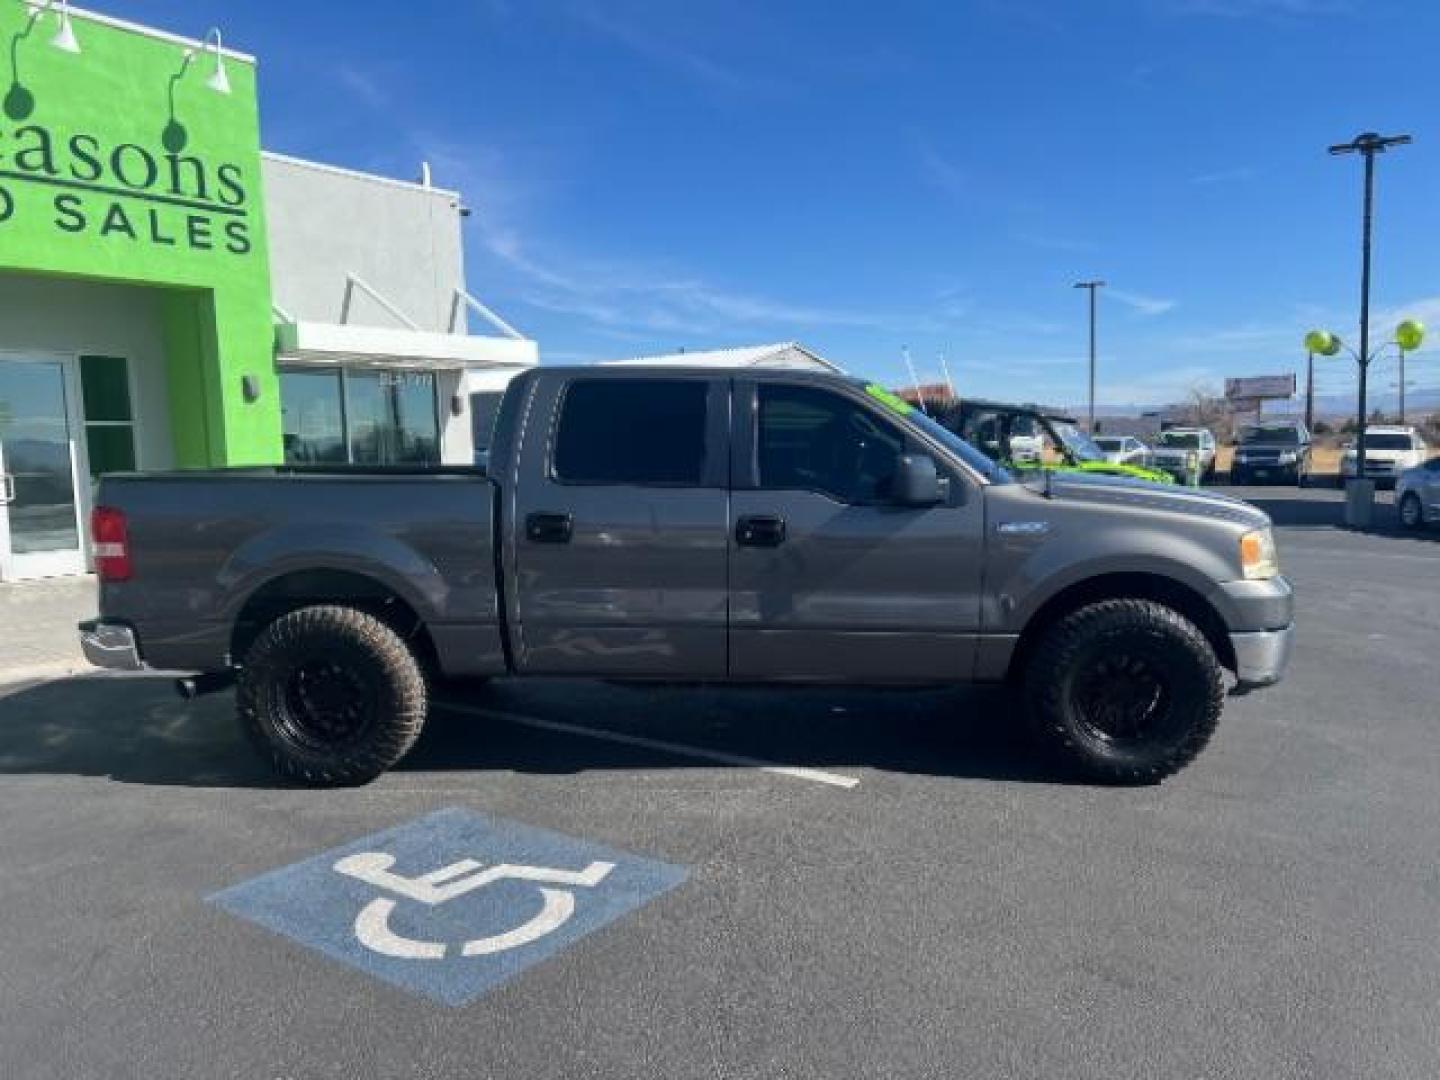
(79, 355, 137, 481)
(552, 379, 707, 485)
(280, 369, 346, 463)
(280, 367, 440, 465)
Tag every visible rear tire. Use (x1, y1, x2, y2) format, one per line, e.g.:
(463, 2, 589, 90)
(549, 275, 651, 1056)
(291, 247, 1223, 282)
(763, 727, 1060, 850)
(237, 605, 428, 786)
(1399, 493, 1425, 530)
(1023, 599, 1224, 784)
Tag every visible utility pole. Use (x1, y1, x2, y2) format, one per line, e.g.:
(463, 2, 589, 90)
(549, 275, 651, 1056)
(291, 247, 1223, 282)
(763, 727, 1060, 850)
(1328, 131, 1411, 487)
(1398, 347, 1407, 423)
(1073, 280, 1105, 432)
(1305, 350, 1315, 432)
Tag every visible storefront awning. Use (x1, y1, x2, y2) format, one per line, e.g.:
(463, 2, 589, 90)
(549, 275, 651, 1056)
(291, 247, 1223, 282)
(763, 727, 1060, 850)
(275, 321, 539, 370)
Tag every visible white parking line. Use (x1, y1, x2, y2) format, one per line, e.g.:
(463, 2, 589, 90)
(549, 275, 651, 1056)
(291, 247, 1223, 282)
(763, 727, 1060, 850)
(436, 702, 861, 789)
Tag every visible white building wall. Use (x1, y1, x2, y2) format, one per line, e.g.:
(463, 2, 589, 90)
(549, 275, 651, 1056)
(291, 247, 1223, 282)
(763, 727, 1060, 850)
(262, 153, 535, 466)
(0, 272, 174, 472)
(262, 153, 467, 333)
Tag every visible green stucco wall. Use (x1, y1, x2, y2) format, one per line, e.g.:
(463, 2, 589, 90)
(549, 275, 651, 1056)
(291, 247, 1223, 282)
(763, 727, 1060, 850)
(0, 3, 278, 465)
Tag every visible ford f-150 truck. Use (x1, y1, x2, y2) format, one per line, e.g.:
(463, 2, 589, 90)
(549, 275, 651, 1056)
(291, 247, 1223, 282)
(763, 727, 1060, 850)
(79, 367, 1294, 786)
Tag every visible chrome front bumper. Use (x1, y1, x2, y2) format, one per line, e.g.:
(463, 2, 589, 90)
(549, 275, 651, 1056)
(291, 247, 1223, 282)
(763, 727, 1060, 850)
(1230, 624, 1294, 688)
(78, 620, 144, 671)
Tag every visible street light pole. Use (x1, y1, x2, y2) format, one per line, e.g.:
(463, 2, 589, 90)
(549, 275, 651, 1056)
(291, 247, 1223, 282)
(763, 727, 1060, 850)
(1328, 131, 1411, 484)
(1305, 350, 1315, 432)
(1073, 280, 1105, 432)
(1398, 347, 1406, 423)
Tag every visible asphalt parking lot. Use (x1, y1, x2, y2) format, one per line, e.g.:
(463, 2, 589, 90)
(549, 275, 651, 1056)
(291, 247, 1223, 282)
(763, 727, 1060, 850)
(1, 485, 1436, 1080)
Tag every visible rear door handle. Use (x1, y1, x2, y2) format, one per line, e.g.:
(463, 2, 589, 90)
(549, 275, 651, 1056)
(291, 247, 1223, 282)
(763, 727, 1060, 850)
(0, 473, 14, 505)
(736, 514, 786, 547)
(525, 511, 574, 544)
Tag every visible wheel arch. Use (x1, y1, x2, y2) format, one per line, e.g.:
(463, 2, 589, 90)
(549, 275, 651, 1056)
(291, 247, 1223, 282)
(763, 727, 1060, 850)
(1007, 571, 1235, 682)
(230, 568, 439, 674)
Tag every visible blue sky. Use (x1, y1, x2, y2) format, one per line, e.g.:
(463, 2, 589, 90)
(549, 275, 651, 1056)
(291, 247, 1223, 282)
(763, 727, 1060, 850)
(107, 0, 1440, 410)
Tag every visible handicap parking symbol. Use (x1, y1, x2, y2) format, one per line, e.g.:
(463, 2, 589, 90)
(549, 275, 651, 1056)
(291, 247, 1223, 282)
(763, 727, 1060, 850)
(208, 807, 688, 1005)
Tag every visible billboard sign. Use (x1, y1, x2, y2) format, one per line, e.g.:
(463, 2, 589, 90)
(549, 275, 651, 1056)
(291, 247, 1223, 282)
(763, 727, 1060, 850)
(1225, 375, 1295, 401)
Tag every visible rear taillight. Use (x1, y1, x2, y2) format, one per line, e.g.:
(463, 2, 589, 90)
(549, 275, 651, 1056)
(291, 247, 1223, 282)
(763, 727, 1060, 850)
(91, 506, 132, 582)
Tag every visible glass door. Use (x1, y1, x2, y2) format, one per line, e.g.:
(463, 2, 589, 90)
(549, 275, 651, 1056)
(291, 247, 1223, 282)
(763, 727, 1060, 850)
(0, 358, 85, 581)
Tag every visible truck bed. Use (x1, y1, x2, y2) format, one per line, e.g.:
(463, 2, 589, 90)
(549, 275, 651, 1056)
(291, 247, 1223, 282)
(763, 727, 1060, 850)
(96, 469, 502, 675)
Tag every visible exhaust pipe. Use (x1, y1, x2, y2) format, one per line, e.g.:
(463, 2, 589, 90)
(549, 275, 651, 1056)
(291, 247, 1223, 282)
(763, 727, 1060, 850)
(175, 670, 237, 700)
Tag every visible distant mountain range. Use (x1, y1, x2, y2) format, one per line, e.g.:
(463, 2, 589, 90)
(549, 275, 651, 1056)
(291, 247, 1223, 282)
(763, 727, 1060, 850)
(1073, 386, 1440, 422)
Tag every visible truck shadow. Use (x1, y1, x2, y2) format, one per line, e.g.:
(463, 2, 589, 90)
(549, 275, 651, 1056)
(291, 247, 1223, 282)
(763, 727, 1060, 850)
(0, 674, 1080, 789)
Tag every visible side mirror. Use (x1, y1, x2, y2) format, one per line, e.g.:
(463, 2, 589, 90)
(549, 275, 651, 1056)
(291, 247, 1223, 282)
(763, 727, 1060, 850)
(893, 454, 945, 506)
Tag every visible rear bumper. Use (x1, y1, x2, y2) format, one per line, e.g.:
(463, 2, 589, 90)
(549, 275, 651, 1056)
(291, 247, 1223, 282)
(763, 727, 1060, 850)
(78, 619, 144, 671)
(1230, 624, 1294, 688)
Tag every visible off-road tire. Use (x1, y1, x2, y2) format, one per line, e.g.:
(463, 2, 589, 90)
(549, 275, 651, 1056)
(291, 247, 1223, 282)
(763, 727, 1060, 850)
(237, 605, 428, 786)
(1023, 599, 1225, 784)
(1399, 492, 1424, 530)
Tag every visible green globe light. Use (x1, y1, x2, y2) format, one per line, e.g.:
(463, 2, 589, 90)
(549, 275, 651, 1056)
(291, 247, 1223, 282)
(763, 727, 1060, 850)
(1395, 319, 1425, 352)
(1304, 329, 1341, 356)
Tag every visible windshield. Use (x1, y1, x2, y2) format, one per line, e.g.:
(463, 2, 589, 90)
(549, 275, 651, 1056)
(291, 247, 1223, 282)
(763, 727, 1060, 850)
(1093, 437, 1125, 452)
(857, 382, 1011, 482)
(1240, 426, 1300, 446)
(1157, 432, 1201, 449)
(1052, 421, 1105, 463)
(1362, 433, 1412, 450)
(905, 406, 1013, 483)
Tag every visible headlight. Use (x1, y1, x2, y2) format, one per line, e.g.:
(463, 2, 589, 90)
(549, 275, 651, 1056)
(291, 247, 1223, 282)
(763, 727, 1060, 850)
(1277, 450, 1297, 464)
(1234, 451, 1248, 463)
(1240, 527, 1279, 580)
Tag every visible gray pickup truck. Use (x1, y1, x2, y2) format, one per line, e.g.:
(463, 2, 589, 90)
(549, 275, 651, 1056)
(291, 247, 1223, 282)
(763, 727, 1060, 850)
(80, 367, 1293, 785)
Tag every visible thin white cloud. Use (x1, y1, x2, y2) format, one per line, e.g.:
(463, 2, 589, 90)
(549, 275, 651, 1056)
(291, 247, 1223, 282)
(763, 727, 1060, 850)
(1160, 0, 1351, 16)
(912, 137, 968, 200)
(1108, 289, 1178, 316)
(569, 5, 766, 98)
(1013, 230, 1095, 252)
(332, 64, 391, 110)
(1190, 166, 1256, 185)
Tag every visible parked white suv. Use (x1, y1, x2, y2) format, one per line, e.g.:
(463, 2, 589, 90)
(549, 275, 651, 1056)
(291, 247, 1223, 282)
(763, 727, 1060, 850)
(1340, 426, 1430, 487)
(1151, 428, 1217, 481)
(1396, 456, 1440, 529)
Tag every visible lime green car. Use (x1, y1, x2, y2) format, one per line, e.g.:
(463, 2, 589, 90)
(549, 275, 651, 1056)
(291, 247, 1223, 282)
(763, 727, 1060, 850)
(932, 399, 1176, 485)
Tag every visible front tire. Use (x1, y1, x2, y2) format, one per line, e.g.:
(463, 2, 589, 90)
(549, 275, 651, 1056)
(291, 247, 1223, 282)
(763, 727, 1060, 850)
(1399, 492, 1425, 530)
(1022, 599, 1225, 784)
(237, 605, 428, 785)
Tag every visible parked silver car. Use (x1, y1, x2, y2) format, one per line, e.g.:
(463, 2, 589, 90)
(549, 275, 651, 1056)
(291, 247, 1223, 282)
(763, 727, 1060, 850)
(1093, 435, 1151, 466)
(1396, 456, 1440, 529)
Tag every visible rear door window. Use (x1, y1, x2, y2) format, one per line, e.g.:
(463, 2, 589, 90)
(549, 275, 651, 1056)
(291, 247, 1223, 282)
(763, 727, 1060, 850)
(552, 379, 708, 485)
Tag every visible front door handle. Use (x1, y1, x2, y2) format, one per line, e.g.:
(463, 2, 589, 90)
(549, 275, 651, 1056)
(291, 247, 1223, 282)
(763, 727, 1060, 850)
(0, 473, 14, 505)
(736, 514, 786, 547)
(525, 511, 574, 544)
